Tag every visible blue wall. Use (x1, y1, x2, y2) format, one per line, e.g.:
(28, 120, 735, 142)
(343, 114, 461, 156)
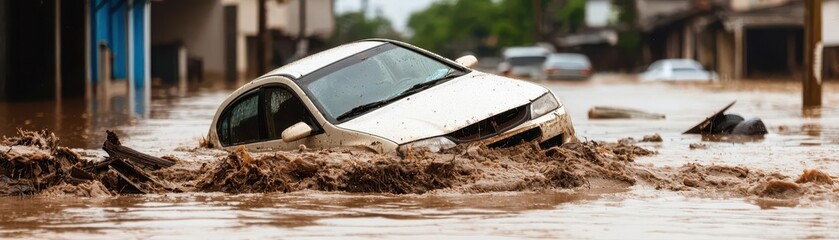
(110, 1, 127, 80)
(132, 0, 145, 91)
(90, 0, 146, 84)
(132, 0, 147, 115)
(90, 0, 148, 116)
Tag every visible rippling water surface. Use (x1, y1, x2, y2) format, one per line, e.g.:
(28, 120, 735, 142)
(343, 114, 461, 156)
(1, 75, 838, 239)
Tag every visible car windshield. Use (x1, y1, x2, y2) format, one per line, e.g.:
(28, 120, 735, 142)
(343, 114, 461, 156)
(508, 56, 547, 66)
(673, 67, 701, 72)
(300, 43, 462, 122)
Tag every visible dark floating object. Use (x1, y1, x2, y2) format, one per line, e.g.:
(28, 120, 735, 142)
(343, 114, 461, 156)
(684, 101, 767, 135)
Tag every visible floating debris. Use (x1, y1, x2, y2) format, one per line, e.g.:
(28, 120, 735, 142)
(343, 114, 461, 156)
(588, 106, 666, 120)
(689, 143, 707, 150)
(641, 134, 663, 142)
(795, 169, 834, 185)
(684, 101, 768, 136)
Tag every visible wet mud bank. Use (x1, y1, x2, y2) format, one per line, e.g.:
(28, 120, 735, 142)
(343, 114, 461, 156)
(2, 130, 837, 202)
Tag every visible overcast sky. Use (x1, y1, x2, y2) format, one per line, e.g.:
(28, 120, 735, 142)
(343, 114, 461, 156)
(334, 0, 439, 35)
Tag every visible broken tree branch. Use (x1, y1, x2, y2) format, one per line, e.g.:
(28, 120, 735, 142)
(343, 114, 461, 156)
(101, 131, 177, 170)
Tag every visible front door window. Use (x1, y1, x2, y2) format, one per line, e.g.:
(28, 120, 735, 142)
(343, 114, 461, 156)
(262, 87, 317, 140)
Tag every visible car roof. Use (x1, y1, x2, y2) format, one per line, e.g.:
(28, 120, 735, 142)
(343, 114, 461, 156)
(503, 47, 551, 58)
(652, 59, 701, 68)
(262, 41, 386, 80)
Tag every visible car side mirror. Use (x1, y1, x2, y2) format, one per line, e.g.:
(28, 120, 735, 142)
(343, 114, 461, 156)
(455, 55, 478, 68)
(281, 122, 313, 143)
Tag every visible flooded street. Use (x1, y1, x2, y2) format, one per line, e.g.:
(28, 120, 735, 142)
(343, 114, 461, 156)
(2, 75, 838, 239)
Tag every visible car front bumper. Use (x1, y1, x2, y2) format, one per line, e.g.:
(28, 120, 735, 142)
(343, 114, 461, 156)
(477, 105, 577, 148)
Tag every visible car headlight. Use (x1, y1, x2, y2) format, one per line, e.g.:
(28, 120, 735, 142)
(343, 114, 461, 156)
(530, 93, 560, 119)
(398, 137, 457, 153)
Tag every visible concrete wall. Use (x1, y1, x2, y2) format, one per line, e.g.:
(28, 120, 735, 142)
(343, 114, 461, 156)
(151, 0, 225, 77)
(636, 0, 692, 27)
(825, 0, 839, 47)
(716, 29, 735, 80)
(285, 0, 335, 39)
(586, 0, 611, 28)
(223, 0, 334, 79)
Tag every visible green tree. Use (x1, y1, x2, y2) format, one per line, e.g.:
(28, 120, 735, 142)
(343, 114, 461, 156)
(554, 0, 585, 33)
(405, 0, 644, 70)
(407, 0, 565, 57)
(331, 11, 402, 46)
(408, 0, 501, 57)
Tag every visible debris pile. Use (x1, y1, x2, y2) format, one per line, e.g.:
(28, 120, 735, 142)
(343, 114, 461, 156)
(192, 139, 654, 194)
(1, 130, 835, 202)
(82, 131, 178, 194)
(1, 130, 179, 197)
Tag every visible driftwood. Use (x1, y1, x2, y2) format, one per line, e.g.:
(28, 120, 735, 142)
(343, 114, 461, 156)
(101, 130, 176, 170)
(80, 131, 179, 194)
(588, 106, 666, 120)
(99, 158, 178, 194)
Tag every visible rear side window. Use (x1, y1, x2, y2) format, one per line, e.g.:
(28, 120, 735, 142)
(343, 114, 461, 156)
(229, 94, 261, 144)
(217, 85, 321, 147)
(218, 92, 261, 146)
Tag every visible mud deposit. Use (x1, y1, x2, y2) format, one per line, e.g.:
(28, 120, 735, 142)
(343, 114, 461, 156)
(0, 130, 109, 197)
(2, 130, 836, 202)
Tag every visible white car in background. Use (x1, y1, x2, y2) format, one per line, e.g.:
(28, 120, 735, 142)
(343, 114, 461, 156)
(208, 39, 577, 155)
(641, 59, 719, 82)
(497, 46, 552, 78)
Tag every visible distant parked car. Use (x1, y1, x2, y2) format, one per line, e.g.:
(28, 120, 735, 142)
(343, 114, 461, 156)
(208, 39, 577, 155)
(542, 53, 592, 80)
(498, 46, 551, 78)
(641, 59, 718, 82)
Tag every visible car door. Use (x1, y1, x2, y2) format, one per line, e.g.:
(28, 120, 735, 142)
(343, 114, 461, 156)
(215, 85, 322, 151)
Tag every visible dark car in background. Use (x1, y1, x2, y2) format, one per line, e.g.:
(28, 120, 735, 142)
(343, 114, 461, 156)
(541, 53, 592, 80)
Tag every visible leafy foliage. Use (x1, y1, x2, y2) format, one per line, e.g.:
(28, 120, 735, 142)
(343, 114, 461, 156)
(554, 0, 585, 33)
(331, 11, 402, 46)
(408, 0, 548, 57)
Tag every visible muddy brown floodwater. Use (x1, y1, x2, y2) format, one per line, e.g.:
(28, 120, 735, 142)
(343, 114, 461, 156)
(1, 75, 838, 239)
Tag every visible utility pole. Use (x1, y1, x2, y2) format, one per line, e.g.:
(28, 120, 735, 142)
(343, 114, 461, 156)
(296, 0, 308, 57)
(256, 0, 267, 74)
(803, 0, 822, 108)
(533, 0, 542, 42)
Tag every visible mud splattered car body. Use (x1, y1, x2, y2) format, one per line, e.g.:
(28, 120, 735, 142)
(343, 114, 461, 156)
(208, 39, 577, 154)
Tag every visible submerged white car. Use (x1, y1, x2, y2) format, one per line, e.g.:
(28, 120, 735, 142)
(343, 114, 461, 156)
(640, 59, 719, 82)
(208, 39, 577, 154)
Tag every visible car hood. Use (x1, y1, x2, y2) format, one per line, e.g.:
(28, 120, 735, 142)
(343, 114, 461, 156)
(337, 71, 549, 144)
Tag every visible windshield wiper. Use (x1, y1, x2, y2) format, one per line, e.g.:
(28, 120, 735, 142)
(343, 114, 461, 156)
(336, 99, 392, 121)
(398, 70, 465, 96)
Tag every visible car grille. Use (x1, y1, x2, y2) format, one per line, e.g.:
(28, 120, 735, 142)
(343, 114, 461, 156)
(446, 104, 529, 143)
